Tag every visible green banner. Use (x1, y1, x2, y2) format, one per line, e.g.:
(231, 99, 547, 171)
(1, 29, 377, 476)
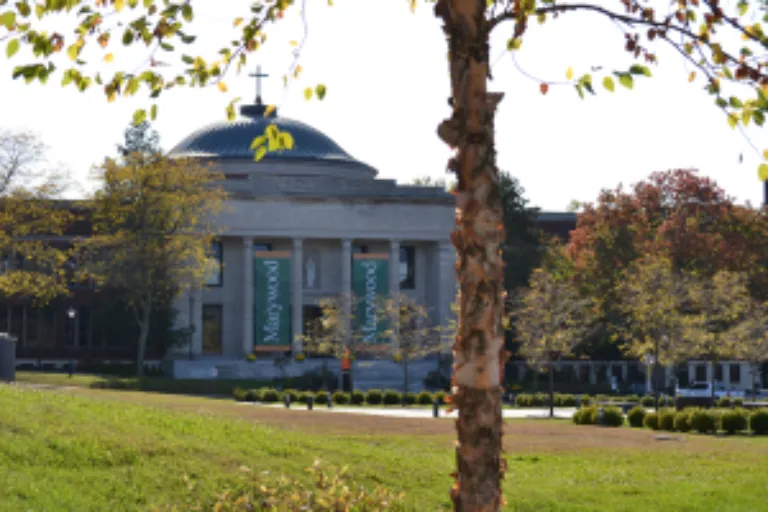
(352, 254, 389, 344)
(254, 251, 292, 350)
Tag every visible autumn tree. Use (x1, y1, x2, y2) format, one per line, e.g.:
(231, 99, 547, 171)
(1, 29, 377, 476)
(617, 256, 696, 411)
(82, 154, 225, 376)
(117, 119, 162, 159)
(6, 0, 768, 508)
(512, 268, 593, 417)
(685, 270, 752, 399)
(730, 298, 768, 398)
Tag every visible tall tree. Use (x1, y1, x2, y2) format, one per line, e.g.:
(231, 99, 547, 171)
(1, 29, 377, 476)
(6, 1, 768, 508)
(117, 120, 162, 159)
(617, 255, 696, 411)
(83, 154, 225, 376)
(685, 270, 752, 400)
(512, 268, 593, 418)
(731, 299, 768, 398)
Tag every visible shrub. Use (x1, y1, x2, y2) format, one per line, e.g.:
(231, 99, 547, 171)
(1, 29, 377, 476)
(750, 409, 768, 435)
(627, 406, 647, 428)
(573, 406, 597, 425)
(260, 388, 281, 403)
(417, 391, 434, 405)
(717, 396, 732, 408)
(350, 390, 365, 405)
(516, 394, 533, 407)
(674, 411, 692, 432)
(332, 391, 350, 405)
(531, 393, 548, 407)
(314, 390, 329, 405)
(232, 387, 248, 402)
(720, 409, 748, 435)
(733, 397, 744, 407)
(382, 390, 400, 405)
(641, 395, 655, 407)
(660, 396, 675, 407)
(626, 395, 640, 403)
(296, 391, 309, 404)
(245, 388, 260, 402)
(690, 409, 717, 434)
(559, 394, 577, 407)
(434, 391, 448, 405)
(599, 406, 625, 427)
(595, 394, 610, 403)
(579, 395, 593, 406)
(365, 389, 383, 405)
(644, 412, 660, 430)
(403, 392, 417, 406)
(659, 409, 677, 431)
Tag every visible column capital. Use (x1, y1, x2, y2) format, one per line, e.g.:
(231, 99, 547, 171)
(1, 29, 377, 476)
(292, 238, 304, 249)
(389, 239, 401, 250)
(341, 239, 352, 250)
(242, 236, 254, 248)
(438, 240, 453, 252)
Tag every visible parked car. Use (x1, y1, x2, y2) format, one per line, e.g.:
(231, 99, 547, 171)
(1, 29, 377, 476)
(676, 382, 745, 399)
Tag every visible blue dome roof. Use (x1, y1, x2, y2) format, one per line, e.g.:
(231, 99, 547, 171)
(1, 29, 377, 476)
(169, 104, 357, 163)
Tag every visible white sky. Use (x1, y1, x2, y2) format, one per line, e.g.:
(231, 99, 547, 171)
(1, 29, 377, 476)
(1, 0, 766, 210)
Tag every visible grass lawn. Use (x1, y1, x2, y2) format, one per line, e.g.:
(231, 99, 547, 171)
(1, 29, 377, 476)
(2, 384, 768, 511)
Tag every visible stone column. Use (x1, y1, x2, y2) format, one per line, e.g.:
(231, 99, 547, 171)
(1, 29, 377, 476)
(242, 237, 254, 356)
(341, 239, 352, 344)
(292, 238, 304, 354)
(389, 240, 400, 350)
(436, 240, 455, 350)
(621, 362, 629, 383)
(588, 362, 597, 385)
(192, 286, 203, 356)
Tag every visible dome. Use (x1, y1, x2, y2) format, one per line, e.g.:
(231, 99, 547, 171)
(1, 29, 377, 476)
(169, 103, 361, 165)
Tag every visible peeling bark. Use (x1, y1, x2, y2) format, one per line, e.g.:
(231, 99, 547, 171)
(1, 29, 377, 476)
(435, 0, 507, 510)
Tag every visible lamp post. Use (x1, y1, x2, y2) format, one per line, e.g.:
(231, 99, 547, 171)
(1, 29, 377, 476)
(67, 307, 77, 377)
(645, 351, 658, 413)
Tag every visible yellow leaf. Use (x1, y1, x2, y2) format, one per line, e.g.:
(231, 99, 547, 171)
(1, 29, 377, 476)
(688, 71, 696, 82)
(289, 40, 298, 47)
(303, 87, 313, 100)
(217, 82, 228, 93)
(264, 104, 276, 117)
(233, 17, 243, 27)
(759, 163, 768, 182)
(104, 53, 114, 63)
(114, 0, 125, 12)
(763, 149, 768, 160)
(108, 92, 117, 103)
(566, 67, 574, 80)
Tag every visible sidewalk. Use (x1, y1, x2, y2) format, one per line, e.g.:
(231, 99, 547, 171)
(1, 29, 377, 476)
(248, 403, 576, 419)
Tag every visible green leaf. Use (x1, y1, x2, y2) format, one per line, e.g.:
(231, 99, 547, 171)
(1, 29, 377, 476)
(727, 113, 738, 129)
(6, 38, 19, 58)
(753, 110, 765, 126)
(181, 4, 193, 21)
(249, 135, 266, 150)
(254, 146, 267, 162)
(629, 65, 651, 77)
(507, 38, 522, 51)
(738, 0, 749, 16)
(618, 74, 634, 89)
(602, 76, 615, 92)
(729, 96, 743, 108)
(66, 44, 80, 61)
(150, 104, 158, 121)
(0, 11, 16, 29)
(315, 84, 327, 100)
(574, 84, 584, 100)
(34, 3, 44, 19)
(132, 109, 147, 125)
(303, 87, 313, 100)
(759, 163, 768, 182)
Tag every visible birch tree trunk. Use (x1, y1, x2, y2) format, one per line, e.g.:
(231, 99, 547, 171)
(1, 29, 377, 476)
(435, 1, 506, 509)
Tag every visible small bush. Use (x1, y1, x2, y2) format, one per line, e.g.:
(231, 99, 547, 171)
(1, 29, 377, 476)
(717, 396, 732, 408)
(296, 391, 309, 404)
(720, 409, 748, 435)
(659, 409, 677, 431)
(245, 389, 260, 402)
(641, 396, 655, 407)
(660, 396, 675, 407)
(233, 387, 248, 402)
(559, 394, 577, 407)
(366, 389, 383, 405)
(626, 395, 640, 403)
(260, 388, 281, 403)
(516, 394, 533, 407)
(690, 409, 717, 434)
(283, 389, 300, 403)
(733, 397, 744, 407)
(314, 390, 329, 405)
(573, 406, 597, 425)
(644, 412, 660, 430)
(674, 411, 692, 432)
(531, 393, 548, 407)
(434, 391, 448, 405)
(417, 391, 434, 405)
(403, 392, 417, 406)
(749, 409, 768, 435)
(599, 406, 625, 427)
(579, 395, 593, 406)
(382, 390, 400, 405)
(332, 391, 350, 405)
(350, 390, 365, 405)
(627, 406, 647, 428)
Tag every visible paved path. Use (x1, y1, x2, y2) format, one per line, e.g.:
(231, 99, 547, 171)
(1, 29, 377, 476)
(245, 403, 576, 419)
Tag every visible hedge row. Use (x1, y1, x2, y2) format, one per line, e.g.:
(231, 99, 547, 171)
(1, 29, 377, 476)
(514, 393, 675, 408)
(233, 387, 448, 406)
(574, 405, 768, 435)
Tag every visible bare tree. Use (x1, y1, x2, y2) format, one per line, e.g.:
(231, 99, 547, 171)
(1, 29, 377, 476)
(0, 129, 46, 194)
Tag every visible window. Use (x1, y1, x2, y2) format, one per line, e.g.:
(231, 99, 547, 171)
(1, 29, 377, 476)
(202, 305, 223, 354)
(254, 243, 272, 252)
(399, 246, 415, 289)
(695, 364, 707, 382)
(9, 306, 23, 344)
(715, 363, 723, 382)
(77, 307, 90, 347)
(730, 364, 741, 384)
(352, 245, 369, 254)
(205, 241, 223, 287)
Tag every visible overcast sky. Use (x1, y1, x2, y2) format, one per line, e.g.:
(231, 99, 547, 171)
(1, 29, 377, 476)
(1, 0, 765, 210)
